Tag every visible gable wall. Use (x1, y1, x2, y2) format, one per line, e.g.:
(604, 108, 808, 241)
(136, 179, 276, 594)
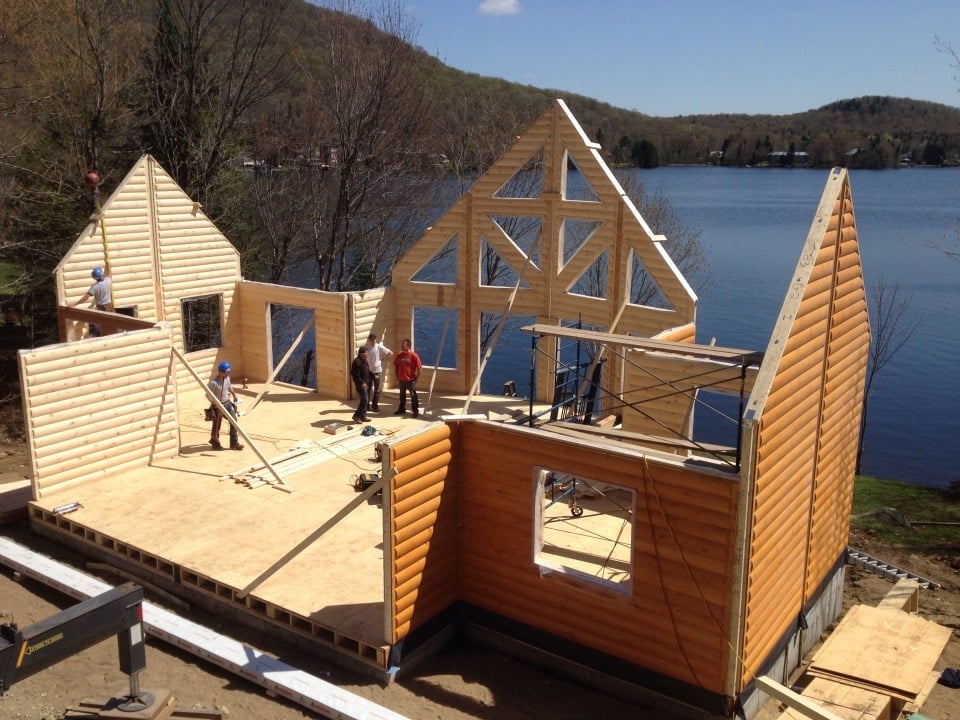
(57, 159, 162, 323)
(737, 170, 869, 689)
(56, 156, 245, 399)
(390, 101, 697, 401)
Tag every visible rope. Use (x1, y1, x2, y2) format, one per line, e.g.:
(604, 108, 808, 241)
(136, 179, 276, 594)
(87, 171, 113, 307)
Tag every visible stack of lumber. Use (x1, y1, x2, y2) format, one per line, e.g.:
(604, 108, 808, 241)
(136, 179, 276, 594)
(766, 579, 951, 720)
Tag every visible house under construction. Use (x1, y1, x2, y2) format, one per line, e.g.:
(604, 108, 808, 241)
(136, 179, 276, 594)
(16, 100, 871, 718)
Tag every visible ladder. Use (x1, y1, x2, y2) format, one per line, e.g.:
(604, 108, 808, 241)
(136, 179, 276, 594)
(846, 546, 941, 590)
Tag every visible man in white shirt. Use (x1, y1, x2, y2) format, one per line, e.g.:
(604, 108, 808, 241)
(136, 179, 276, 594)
(363, 333, 392, 412)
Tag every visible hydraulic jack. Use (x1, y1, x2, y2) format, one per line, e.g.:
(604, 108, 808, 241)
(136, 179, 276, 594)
(0, 581, 221, 719)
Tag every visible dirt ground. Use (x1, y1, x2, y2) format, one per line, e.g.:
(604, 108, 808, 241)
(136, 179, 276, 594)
(0, 443, 957, 720)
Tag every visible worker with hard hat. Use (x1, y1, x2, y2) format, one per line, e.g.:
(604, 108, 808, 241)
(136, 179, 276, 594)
(73, 262, 113, 336)
(207, 360, 244, 451)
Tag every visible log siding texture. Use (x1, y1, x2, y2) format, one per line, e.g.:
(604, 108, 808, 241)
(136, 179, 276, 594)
(738, 170, 869, 688)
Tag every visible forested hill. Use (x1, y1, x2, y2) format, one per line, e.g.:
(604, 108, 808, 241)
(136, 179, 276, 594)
(564, 95, 960, 168)
(2, 0, 959, 177)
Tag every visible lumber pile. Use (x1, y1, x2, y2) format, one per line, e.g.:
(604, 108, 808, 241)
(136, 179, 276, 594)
(766, 579, 951, 720)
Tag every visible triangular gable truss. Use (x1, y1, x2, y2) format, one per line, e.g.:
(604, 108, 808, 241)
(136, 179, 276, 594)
(391, 100, 697, 396)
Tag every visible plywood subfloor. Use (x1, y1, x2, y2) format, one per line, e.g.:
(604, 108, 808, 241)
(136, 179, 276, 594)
(27, 383, 544, 664)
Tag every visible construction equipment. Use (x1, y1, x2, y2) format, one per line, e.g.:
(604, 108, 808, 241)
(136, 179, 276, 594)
(0, 581, 221, 719)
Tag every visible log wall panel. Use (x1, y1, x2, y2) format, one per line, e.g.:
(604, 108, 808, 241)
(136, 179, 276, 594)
(390, 100, 696, 398)
(455, 421, 736, 693)
(738, 169, 870, 692)
(387, 423, 457, 645)
(237, 281, 350, 394)
(21, 326, 179, 498)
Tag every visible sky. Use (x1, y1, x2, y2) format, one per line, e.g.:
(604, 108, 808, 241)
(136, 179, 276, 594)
(397, 0, 960, 117)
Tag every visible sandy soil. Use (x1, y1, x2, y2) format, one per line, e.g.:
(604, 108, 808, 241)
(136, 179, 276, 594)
(0, 443, 957, 720)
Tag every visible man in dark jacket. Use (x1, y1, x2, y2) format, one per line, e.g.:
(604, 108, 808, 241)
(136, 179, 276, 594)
(350, 346, 372, 422)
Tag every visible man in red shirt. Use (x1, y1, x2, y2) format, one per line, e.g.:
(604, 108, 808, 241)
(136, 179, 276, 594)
(392, 338, 422, 418)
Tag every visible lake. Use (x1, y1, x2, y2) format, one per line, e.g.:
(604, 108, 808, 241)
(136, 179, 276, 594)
(426, 166, 958, 488)
(634, 166, 959, 489)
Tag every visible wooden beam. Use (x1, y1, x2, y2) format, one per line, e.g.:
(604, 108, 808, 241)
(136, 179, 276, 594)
(754, 676, 845, 720)
(171, 347, 287, 489)
(237, 474, 385, 599)
(522, 323, 763, 363)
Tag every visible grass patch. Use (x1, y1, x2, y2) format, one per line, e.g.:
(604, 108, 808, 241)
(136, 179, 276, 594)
(852, 475, 960, 558)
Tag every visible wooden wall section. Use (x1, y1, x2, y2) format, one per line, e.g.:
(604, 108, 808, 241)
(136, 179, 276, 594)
(352, 289, 393, 390)
(737, 169, 870, 688)
(19, 326, 179, 498)
(55, 155, 243, 389)
(622, 350, 759, 443)
(454, 420, 738, 699)
(385, 423, 457, 644)
(237, 281, 351, 397)
(390, 99, 697, 400)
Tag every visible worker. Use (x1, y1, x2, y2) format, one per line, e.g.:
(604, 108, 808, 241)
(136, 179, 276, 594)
(73, 263, 113, 336)
(363, 333, 392, 412)
(392, 339, 422, 418)
(208, 361, 243, 451)
(351, 346, 372, 423)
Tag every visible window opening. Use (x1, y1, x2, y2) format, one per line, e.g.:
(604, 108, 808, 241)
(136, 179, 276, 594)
(414, 306, 458, 370)
(181, 295, 222, 353)
(535, 467, 634, 592)
(268, 304, 316, 389)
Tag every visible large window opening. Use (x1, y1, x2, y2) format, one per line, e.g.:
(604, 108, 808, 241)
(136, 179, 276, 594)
(268, 304, 316, 390)
(181, 294, 222, 353)
(414, 306, 458, 370)
(534, 467, 634, 592)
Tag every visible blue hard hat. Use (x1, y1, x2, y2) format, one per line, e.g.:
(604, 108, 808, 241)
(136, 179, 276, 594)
(91, 267, 104, 280)
(218, 361, 231, 372)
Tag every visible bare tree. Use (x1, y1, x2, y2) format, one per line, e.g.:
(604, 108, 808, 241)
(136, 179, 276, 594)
(297, 0, 439, 291)
(137, 0, 291, 210)
(857, 277, 923, 473)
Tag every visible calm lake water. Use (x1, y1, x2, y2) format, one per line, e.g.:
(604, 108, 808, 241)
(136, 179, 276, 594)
(462, 166, 958, 488)
(636, 166, 960, 489)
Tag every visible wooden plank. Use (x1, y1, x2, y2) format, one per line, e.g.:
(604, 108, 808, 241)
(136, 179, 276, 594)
(522, 323, 762, 363)
(875, 579, 919, 613)
(755, 676, 845, 720)
(800, 677, 893, 720)
(806, 604, 952, 701)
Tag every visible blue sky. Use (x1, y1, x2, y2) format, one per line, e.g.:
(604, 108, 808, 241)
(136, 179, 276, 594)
(398, 0, 960, 117)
